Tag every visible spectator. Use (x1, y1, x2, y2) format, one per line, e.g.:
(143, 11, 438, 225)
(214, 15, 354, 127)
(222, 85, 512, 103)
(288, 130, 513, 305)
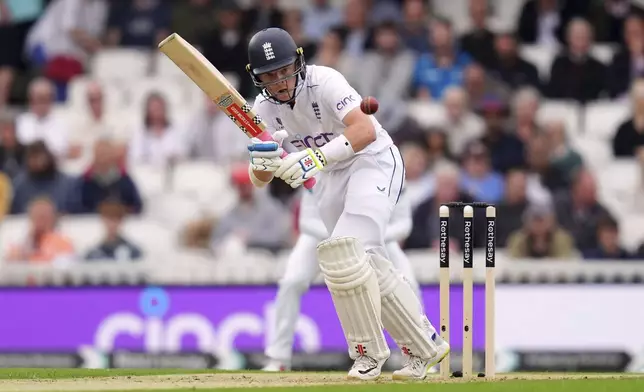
(543, 119, 583, 187)
(282, 9, 317, 59)
(507, 203, 576, 259)
(412, 17, 472, 100)
(105, 0, 171, 48)
(478, 98, 526, 173)
(517, 0, 564, 46)
(311, 29, 356, 82)
(369, 0, 402, 24)
(554, 168, 614, 252)
(440, 87, 485, 157)
(0, 0, 44, 107)
(0, 171, 11, 221)
(489, 32, 541, 91)
(68, 81, 127, 163)
(583, 214, 633, 260)
(405, 163, 477, 250)
(425, 127, 453, 167)
(0, 111, 26, 179)
(25, 0, 107, 98)
(460, 0, 496, 68)
(353, 20, 415, 119)
(243, 0, 284, 34)
(524, 134, 561, 198)
(210, 164, 292, 255)
(5, 197, 75, 264)
(400, 142, 433, 211)
(200, 2, 252, 98)
(607, 14, 644, 98)
(16, 78, 79, 159)
(336, 0, 374, 58)
(637, 242, 644, 259)
(497, 169, 530, 246)
(73, 138, 142, 215)
(85, 201, 143, 262)
(302, 0, 343, 42)
(128, 92, 186, 167)
(11, 141, 75, 214)
(613, 79, 644, 158)
(184, 95, 248, 163)
(547, 18, 606, 103)
(459, 141, 505, 203)
(590, 0, 644, 44)
(171, 0, 217, 44)
(399, 0, 430, 54)
(463, 63, 512, 111)
(512, 87, 541, 144)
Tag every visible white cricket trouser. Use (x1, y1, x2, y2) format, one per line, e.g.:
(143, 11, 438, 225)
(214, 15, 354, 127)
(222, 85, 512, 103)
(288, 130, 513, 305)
(264, 234, 420, 362)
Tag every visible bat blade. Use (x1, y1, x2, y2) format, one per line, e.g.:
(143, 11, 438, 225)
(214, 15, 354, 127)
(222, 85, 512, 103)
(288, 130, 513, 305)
(158, 33, 315, 188)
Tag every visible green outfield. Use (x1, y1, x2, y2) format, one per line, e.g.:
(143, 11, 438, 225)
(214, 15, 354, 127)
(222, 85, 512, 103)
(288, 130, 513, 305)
(0, 369, 641, 392)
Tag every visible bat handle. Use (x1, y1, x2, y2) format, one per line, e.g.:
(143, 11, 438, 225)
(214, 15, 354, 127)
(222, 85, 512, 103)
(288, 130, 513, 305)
(257, 131, 316, 189)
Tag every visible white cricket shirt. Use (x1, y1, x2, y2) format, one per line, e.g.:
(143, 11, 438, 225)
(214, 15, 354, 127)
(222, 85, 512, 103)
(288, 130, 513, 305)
(251, 65, 393, 170)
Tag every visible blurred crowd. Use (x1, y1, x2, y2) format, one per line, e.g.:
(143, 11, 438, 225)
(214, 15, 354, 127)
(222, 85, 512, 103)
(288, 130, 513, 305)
(0, 0, 643, 267)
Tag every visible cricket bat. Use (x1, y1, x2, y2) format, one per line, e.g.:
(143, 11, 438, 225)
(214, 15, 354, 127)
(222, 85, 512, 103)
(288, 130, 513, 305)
(157, 33, 315, 189)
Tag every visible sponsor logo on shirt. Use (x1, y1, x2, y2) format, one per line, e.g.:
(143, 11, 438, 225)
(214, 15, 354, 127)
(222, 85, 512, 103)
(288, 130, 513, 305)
(291, 133, 334, 149)
(335, 95, 356, 111)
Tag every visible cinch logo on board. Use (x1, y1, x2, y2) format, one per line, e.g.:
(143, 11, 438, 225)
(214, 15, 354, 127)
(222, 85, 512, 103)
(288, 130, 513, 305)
(336, 95, 356, 111)
(93, 288, 321, 354)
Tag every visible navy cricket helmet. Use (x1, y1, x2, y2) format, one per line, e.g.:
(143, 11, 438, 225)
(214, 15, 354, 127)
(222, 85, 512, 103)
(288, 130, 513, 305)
(246, 28, 306, 104)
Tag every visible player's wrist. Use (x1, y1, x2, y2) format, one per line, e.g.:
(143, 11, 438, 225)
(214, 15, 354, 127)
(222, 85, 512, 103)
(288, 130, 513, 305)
(318, 135, 355, 166)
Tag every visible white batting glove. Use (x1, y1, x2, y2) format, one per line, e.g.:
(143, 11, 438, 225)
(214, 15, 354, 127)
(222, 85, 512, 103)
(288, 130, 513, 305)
(248, 130, 288, 172)
(275, 148, 326, 188)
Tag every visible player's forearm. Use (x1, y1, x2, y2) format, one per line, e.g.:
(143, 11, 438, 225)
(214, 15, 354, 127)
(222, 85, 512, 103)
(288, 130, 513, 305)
(318, 116, 375, 166)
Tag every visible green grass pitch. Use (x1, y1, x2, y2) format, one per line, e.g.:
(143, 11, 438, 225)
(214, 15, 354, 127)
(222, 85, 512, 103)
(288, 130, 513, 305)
(0, 368, 641, 392)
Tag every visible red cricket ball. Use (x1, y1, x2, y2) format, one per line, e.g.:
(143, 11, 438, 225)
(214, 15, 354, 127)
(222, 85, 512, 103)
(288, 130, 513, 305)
(360, 96, 379, 115)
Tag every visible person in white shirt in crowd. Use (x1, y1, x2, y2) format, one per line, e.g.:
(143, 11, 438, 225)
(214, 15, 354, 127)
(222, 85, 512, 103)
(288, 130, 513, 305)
(439, 86, 485, 157)
(16, 77, 80, 159)
(25, 0, 107, 84)
(68, 80, 127, 164)
(184, 94, 249, 164)
(128, 92, 186, 167)
(263, 190, 421, 371)
(245, 28, 449, 380)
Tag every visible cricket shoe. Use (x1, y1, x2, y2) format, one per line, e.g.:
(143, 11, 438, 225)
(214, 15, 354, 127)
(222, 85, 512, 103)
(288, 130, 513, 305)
(392, 337, 451, 380)
(262, 359, 290, 372)
(347, 355, 387, 381)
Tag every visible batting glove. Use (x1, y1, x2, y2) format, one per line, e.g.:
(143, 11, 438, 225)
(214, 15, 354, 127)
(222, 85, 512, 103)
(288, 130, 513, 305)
(248, 130, 288, 172)
(275, 148, 326, 188)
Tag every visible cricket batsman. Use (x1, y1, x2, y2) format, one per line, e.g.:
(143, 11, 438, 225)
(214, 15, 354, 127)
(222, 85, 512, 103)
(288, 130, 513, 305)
(262, 189, 422, 372)
(245, 27, 450, 380)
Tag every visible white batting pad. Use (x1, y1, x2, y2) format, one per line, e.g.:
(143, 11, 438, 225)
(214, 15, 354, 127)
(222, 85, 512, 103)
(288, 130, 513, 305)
(317, 237, 391, 361)
(370, 251, 439, 359)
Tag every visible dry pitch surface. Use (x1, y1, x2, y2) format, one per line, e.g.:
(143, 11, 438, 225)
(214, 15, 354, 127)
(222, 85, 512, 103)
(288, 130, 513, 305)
(0, 370, 642, 392)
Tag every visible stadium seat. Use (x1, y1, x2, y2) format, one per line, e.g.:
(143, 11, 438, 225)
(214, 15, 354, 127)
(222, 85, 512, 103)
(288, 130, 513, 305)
(596, 159, 641, 216)
(620, 215, 644, 252)
(583, 101, 630, 140)
(537, 100, 582, 139)
(90, 49, 150, 81)
(171, 161, 234, 210)
(431, 0, 469, 33)
(491, 0, 528, 32)
(0, 216, 30, 258)
(145, 193, 204, 231)
(59, 215, 105, 254)
(570, 138, 612, 170)
(129, 164, 168, 199)
(520, 45, 559, 79)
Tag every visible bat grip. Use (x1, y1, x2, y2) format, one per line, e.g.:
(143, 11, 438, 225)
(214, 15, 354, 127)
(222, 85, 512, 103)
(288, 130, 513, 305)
(257, 131, 316, 189)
